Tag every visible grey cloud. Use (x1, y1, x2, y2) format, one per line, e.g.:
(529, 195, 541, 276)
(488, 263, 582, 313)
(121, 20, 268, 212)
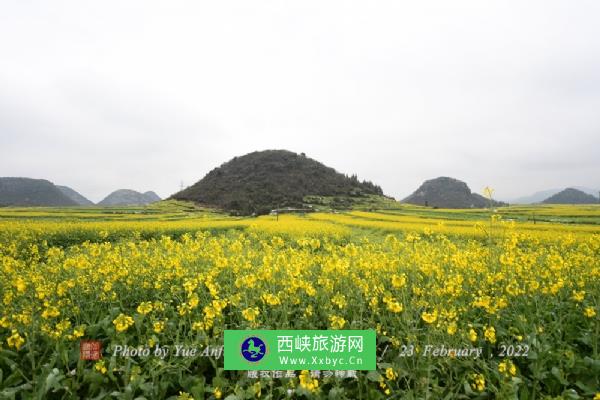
(1, 0, 599, 202)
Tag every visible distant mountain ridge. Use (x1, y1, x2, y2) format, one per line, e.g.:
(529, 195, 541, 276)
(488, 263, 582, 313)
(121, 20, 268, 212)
(0, 177, 78, 206)
(171, 149, 384, 215)
(57, 185, 94, 206)
(1, 177, 162, 207)
(98, 189, 161, 206)
(511, 186, 598, 204)
(542, 188, 598, 204)
(402, 177, 506, 208)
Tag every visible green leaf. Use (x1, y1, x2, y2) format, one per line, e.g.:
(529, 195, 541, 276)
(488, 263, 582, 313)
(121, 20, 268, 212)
(583, 357, 600, 372)
(328, 387, 345, 400)
(551, 367, 567, 385)
(574, 380, 596, 395)
(366, 371, 382, 382)
(463, 381, 474, 395)
(44, 368, 65, 394)
(561, 389, 581, 399)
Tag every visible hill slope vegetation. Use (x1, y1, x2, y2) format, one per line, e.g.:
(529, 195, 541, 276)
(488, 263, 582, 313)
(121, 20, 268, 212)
(57, 185, 94, 206)
(0, 177, 78, 207)
(171, 150, 383, 215)
(402, 177, 506, 208)
(542, 188, 598, 204)
(511, 186, 598, 204)
(98, 189, 161, 206)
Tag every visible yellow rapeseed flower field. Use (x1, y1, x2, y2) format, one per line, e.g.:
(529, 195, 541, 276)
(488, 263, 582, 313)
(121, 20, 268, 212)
(0, 205, 598, 398)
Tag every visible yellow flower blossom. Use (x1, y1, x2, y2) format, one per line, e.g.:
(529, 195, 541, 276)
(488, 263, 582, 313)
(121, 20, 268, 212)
(42, 306, 60, 319)
(299, 370, 319, 392)
(484, 326, 496, 344)
(469, 328, 477, 342)
(73, 325, 85, 338)
(136, 302, 153, 315)
(153, 320, 166, 333)
(331, 293, 347, 309)
(391, 274, 407, 288)
(94, 360, 107, 374)
(385, 367, 397, 380)
(14, 277, 27, 293)
(329, 315, 346, 329)
(242, 307, 260, 322)
(177, 392, 194, 400)
(192, 321, 205, 331)
(214, 387, 222, 399)
(447, 322, 457, 335)
(499, 360, 517, 377)
(7, 330, 25, 350)
(470, 373, 485, 391)
(262, 293, 281, 306)
(584, 307, 596, 318)
(304, 305, 313, 317)
(387, 301, 403, 313)
(571, 290, 585, 302)
(421, 309, 438, 324)
(113, 313, 134, 332)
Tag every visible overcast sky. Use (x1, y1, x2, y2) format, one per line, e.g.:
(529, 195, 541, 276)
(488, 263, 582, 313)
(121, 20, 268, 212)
(1, 1, 599, 202)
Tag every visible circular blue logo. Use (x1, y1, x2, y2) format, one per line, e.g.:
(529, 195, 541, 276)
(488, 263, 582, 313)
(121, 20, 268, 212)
(241, 336, 266, 362)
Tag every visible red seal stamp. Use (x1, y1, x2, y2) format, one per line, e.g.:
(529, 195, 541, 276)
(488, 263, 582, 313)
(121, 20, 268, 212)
(80, 340, 102, 360)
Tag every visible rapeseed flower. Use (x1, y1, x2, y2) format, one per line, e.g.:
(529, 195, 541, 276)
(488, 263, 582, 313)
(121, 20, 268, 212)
(113, 313, 134, 332)
(571, 290, 585, 302)
(498, 360, 517, 377)
(299, 370, 319, 392)
(386, 300, 403, 313)
(7, 330, 25, 350)
(421, 309, 438, 324)
(136, 302, 153, 315)
(153, 320, 166, 333)
(329, 315, 346, 329)
(95, 360, 107, 374)
(242, 307, 260, 322)
(584, 307, 596, 318)
(385, 367, 397, 380)
(446, 322, 457, 335)
(484, 326, 496, 344)
(468, 328, 478, 342)
(470, 373, 485, 391)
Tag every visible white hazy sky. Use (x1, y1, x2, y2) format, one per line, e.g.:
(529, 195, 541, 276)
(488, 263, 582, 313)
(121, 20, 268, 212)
(1, 1, 599, 202)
